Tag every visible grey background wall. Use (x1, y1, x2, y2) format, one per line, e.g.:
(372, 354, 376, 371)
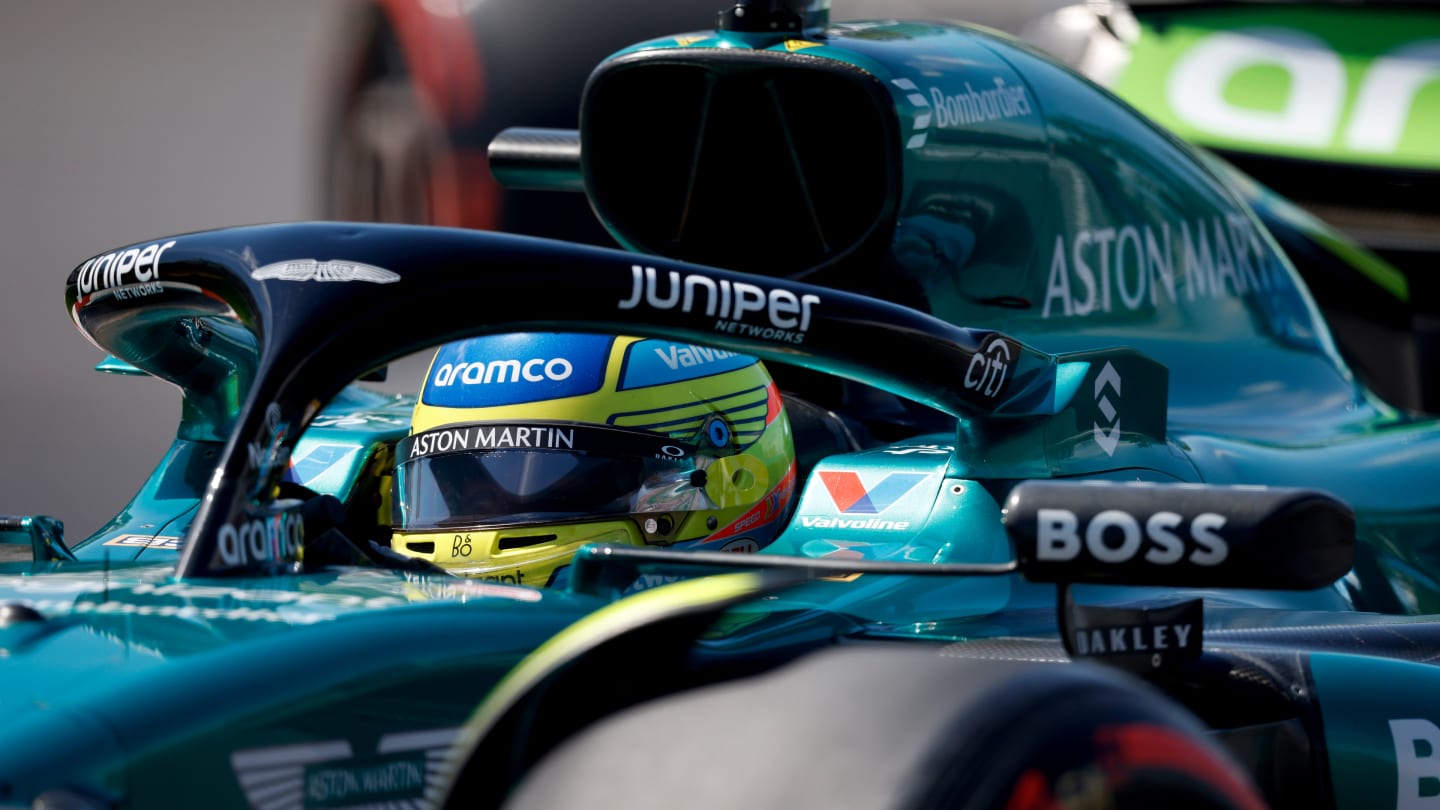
(0, 1, 353, 537)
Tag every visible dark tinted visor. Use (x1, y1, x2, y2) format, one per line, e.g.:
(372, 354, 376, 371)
(394, 422, 702, 530)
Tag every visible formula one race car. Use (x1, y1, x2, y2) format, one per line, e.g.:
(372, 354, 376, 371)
(9, 2, 1440, 809)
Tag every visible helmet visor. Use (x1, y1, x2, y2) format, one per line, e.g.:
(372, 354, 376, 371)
(394, 421, 706, 530)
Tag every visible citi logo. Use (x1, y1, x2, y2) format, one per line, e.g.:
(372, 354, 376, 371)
(818, 471, 931, 514)
(1093, 361, 1122, 456)
(965, 336, 1013, 399)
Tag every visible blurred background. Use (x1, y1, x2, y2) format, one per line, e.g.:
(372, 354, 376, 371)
(0, 1, 355, 536)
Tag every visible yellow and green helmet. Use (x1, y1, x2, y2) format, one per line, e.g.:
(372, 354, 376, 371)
(390, 333, 796, 586)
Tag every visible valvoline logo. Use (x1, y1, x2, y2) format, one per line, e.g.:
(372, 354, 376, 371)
(618, 339, 757, 390)
(818, 472, 931, 514)
(422, 333, 612, 408)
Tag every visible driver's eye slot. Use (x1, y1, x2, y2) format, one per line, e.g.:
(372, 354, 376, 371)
(498, 533, 558, 551)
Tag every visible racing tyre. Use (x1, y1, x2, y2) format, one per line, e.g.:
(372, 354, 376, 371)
(490, 644, 1267, 810)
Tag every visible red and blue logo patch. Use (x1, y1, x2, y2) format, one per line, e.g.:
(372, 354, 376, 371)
(817, 471, 931, 514)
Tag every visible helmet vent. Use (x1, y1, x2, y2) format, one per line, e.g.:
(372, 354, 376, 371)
(498, 534, 559, 551)
(404, 541, 435, 554)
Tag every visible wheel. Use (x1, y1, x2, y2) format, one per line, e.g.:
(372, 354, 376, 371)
(476, 644, 1267, 810)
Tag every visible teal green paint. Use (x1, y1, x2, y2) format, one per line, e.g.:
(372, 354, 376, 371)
(94, 355, 146, 376)
(69, 385, 413, 562)
(1307, 652, 1440, 809)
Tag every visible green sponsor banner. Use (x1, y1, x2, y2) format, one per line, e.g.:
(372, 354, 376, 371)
(1114, 7, 1440, 169)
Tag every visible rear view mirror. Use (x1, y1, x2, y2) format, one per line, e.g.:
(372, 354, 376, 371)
(0, 514, 73, 563)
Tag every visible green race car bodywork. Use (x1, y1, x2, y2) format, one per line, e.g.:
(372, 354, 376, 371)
(1018, 0, 1440, 414)
(11, 6, 1440, 809)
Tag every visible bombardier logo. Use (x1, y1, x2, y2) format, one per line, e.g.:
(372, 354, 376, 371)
(1037, 508, 1228, 566)
(618, 264, 820, 344)
(892, 76, 1033, 150)
(251, 259, 399, 284)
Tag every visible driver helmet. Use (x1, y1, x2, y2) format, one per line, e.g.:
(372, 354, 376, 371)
(390, 333, 796, 586)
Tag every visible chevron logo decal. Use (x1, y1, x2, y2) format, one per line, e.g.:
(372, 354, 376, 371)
(818, 472, 932, 514)
(1093, 361, 1122, 457)
(891, 78, 933, 149)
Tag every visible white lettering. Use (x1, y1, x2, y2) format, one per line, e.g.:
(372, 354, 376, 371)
(1115, 225, 1146, 310)
(1189, 513, 1229, 565)
(1086, 510, 1142, 563)
(620, 264, 819, 341)
(1143, 512, 1185, 564)
(432, 357, 573, 387)
(1043, 235, 1072, 318)
(797, 516, 912, 530)
(1031, 508, 1232, 565)
(655, 343, 738, 370)
(76, 240, 176, 295)
(1074, 622, 1194, 655)
(1168, 28, 1343, 147)
(484, 359, 521, 383)
(1391, 718, 1440, 810)
(928, 77, 1032, 128)
(1036, 508, 1081, 560)
(216, 512, 303, 567)
(1043, 216, 1284, 319)
(1169, 29, 1440, 159)
(963, 339, 1012, 399)
(1348, 42, 1440, 153)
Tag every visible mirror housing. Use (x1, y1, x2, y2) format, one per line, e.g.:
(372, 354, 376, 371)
(1004, 480, 1355, 591)
(0, 515, 74, 562)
